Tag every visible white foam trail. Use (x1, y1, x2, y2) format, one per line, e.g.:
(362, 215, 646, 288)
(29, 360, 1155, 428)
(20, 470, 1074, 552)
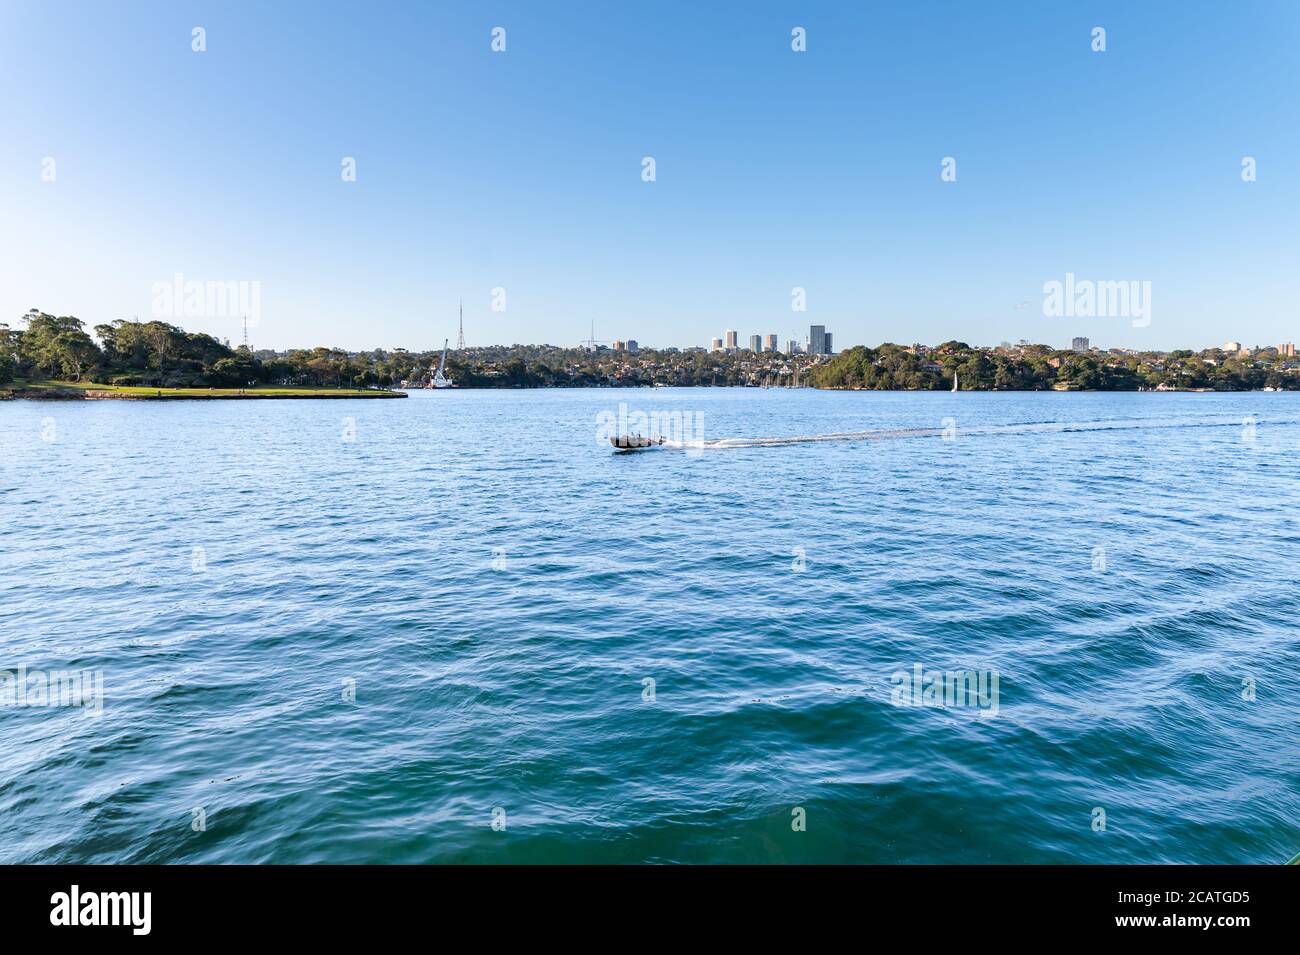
(677, 415, 1287, 451)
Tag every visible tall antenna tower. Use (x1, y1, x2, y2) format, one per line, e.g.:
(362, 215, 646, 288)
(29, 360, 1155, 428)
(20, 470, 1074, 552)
(456, 300, 466, 350)
(581, 319, 608, 352)
(242, 314, 250, 351)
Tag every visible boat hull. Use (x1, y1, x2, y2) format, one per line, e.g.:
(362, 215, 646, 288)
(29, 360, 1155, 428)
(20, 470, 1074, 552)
(610, 435, 665, 451)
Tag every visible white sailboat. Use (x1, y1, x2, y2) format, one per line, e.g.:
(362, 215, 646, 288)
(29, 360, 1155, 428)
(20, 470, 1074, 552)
(432, 339, 454, 388)
(952, 370, 958, 392)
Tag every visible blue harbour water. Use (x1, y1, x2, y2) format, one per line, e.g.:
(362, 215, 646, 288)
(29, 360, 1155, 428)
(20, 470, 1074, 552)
(1, 389, 1297, 864)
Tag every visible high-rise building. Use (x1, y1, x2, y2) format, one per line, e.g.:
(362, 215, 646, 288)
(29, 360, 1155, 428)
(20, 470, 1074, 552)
(1279, 342, 1296, 357)
(764, 334, 778, 352)
(787, 339, 800, 355)
(1071, 336, 1090, 352)
(612, 340, 626, 351)
(748, 334, 762, 353)
(824, 332, 833, 355)
(1223, 340, 1242, 353)
(808, 325, 829, 355)
(626, 340, 639, 354)
(711, 337, 723, 352)
(724, 329, 738, 351)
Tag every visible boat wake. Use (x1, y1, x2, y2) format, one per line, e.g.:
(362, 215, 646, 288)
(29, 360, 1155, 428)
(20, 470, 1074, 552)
(651, 414, 1284, 451)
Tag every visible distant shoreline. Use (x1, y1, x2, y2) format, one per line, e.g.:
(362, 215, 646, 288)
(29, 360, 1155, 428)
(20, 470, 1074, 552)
(813, 385, 1285, 394)
(9, 312, 1297, 393)
(1, 383, 405, 401)
(6, 382, 1291, 400)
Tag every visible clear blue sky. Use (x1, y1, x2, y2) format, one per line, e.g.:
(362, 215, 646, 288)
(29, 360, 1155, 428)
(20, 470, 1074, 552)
(2, 1, 1297, 351)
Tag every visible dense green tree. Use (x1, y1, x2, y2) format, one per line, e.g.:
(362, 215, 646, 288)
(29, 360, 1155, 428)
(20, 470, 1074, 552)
(18, 311, 103, 381)
(0, 324, 17, 383)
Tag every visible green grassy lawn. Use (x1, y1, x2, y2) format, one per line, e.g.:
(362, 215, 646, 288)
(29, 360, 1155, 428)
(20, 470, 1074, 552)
(5, 379, 405, 398)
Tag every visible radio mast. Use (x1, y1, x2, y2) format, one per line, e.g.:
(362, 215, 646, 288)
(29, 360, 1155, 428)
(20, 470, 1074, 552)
(582, 320, 608, 352)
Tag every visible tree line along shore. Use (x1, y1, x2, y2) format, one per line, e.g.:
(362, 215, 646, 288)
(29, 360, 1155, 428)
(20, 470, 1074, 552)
(3, 310, 1297, 398)
(816, 342, 1299, 392)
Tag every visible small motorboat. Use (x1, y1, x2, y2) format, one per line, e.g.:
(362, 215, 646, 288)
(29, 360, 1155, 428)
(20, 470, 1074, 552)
(610, 434, 665, 451)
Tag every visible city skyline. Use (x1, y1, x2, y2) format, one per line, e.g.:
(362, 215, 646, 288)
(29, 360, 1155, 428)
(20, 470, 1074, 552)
(702, 323, 833, 356)
(2, 3, 1297, 352)
(161, 313, 1300, 358)
(455, 317, 1295, 356)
